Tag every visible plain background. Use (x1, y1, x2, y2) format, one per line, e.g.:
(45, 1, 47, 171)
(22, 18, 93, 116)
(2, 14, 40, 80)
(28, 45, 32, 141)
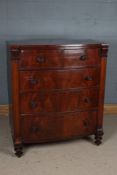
(0, 0, 117, 104)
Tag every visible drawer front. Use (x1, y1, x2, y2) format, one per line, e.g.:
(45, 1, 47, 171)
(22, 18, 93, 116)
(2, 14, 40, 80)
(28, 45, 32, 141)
(19, 49, 62, 69)
(21, 111, 97, 143)
(62, 48, 101, 67)
(20, 67, 100, 92)
(19, 48, 100, 69)
(20, 88, 99, 114)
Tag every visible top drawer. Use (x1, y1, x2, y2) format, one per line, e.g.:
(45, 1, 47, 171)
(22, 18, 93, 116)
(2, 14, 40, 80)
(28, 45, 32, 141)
(18, 47, 101, 69)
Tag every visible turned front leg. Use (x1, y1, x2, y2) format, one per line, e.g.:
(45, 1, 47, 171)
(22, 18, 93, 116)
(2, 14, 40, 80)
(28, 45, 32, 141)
(95, 128, 104, 145)
(14, 144, 23, 158)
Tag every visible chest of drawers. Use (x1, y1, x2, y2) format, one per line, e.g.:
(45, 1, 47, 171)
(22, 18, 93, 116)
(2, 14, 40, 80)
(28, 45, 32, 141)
(7, 40, 108, 157)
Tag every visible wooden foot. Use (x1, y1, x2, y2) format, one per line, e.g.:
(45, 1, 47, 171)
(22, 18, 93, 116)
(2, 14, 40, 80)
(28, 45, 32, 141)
(14, 144, 23, 158)
(95, 129, 104, 146)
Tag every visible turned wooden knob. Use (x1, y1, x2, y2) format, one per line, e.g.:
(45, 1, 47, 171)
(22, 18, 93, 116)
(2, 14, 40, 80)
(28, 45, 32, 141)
(83, 121, 88, 128)
(29, 79, 38, 85)
(30, 126, 39, 133)
(80, 55, 87, 61)
(36, 56, 46, 63)
(30, 101, 36, 108)
(84, 76, 93, 81)
(84, 97, 90, 103)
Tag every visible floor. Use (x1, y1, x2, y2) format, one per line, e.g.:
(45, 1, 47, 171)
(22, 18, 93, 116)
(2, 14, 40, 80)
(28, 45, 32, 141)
(0, 115, 117, 175)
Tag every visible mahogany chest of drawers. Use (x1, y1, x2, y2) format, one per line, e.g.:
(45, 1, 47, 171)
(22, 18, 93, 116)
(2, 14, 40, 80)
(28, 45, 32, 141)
(7, 40, 108, 157)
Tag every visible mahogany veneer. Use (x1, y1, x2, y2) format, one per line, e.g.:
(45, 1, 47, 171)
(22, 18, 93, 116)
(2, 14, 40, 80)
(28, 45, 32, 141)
(20, 68, 100, 91)
(7, 39, 108, 157)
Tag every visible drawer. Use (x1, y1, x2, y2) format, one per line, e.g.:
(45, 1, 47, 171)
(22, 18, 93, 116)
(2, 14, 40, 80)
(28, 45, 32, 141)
(20, 88, 99, 114)
(19, 49, 62, 69)
(62, 48, 101, 67)
(19, 48, 101, 69)
(20, 67, 100, 92)
(21, 111, 97, 143)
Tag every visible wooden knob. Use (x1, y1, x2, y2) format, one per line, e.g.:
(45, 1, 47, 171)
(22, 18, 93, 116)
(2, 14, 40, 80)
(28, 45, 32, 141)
(84, 97, 90, 103)
(30, 101, 36, 108)
(83, 121, 88, 128)
(80, 55, 87, 61)
(36, 56, 46, 63)
(30, 126, 39, 133)
(84, 76, 93, 81)
(29, 79, 38, 85)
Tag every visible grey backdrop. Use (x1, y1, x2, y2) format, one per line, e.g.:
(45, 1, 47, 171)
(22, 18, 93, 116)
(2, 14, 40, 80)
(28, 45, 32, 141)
(0, 0, 117, 104)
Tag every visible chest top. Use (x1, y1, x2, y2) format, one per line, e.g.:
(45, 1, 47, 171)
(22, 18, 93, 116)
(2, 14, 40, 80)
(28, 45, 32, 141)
(9, 39, 108, 62)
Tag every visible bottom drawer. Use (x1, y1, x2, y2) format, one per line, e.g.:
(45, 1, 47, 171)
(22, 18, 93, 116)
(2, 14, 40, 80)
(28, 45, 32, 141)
(21, 111, 97, 143)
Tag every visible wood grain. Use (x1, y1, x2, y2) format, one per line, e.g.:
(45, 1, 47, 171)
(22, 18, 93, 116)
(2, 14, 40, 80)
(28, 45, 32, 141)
(20, 88, 99, 114)
(19, 47, 101, 69)
(21, 111, 97, 143)
(20, 67, 100, 91)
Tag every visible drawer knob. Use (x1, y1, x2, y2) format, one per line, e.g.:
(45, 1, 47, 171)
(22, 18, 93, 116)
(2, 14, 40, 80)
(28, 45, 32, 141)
(30, 101, 36, 108)
(83, 121, 88, 128)
(36, 56, 46, 63)
(84, 97, 90, 103)
(30, 126, 39, 133)
(84, 76, 93, 81)
(80, 55, 87, 61)
(29, 79, 38, 85)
